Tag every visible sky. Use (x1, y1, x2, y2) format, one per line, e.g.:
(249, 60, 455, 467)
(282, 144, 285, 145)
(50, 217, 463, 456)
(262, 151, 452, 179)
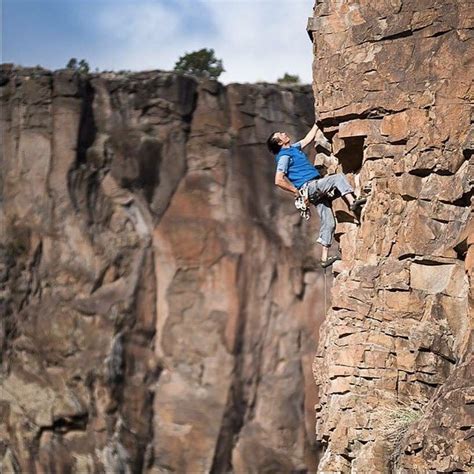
(2, 0, 315, 84)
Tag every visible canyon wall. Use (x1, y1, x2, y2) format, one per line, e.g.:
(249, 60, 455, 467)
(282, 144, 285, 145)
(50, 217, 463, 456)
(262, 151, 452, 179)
(0, 66, 325, 472)
(309, 0, 473, 471)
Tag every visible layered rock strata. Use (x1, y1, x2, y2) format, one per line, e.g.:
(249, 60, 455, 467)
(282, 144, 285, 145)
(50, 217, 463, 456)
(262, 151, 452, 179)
(0, 67, 325, 472)
(309, 1, 473, 471)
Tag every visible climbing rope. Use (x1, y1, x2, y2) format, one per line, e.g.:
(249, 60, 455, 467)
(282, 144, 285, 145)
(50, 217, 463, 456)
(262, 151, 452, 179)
(324, 266, 327, 312)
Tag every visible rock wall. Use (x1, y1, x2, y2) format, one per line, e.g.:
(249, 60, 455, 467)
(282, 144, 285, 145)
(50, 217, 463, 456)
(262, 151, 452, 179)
(0, 67, 326, 472)
(309, 0, 473, 471)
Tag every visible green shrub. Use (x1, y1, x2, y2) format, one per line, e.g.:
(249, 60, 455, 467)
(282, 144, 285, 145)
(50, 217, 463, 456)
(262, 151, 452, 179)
(174, 48, 224, 79)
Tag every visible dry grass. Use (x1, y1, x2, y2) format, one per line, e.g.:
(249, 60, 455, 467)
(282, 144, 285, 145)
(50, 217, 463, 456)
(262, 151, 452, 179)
(373, 401, 423, 448)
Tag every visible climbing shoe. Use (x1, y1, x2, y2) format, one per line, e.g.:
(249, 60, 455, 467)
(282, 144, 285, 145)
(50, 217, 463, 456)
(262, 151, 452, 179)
(350, 197, 367, 212)
(320, 255, 341, 269)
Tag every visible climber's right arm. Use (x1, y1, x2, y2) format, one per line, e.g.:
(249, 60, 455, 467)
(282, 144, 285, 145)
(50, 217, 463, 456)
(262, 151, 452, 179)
(275, 171, 298, 197)
(275, 154, 298, 196)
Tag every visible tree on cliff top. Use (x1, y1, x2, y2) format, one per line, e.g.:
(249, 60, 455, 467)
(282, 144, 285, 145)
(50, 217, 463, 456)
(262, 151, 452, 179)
(66, 58, 90, 74)
(277, 73, 300, 84)
(174, 48, 224, 79)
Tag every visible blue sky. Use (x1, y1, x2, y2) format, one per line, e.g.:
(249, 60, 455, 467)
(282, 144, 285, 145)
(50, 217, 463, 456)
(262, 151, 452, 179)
(2, 0, 315, 83)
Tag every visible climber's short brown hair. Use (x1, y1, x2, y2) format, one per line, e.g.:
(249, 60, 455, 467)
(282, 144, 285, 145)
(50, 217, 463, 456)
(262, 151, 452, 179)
(267, 132, 282, 154)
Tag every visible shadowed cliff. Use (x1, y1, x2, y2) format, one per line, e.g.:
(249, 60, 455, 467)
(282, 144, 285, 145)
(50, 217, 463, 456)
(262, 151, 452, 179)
(0, 66, 328, 472)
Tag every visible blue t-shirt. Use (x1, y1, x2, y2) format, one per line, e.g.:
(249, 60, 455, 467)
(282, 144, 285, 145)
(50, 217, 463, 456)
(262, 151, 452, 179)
(275, 143, 320, 188)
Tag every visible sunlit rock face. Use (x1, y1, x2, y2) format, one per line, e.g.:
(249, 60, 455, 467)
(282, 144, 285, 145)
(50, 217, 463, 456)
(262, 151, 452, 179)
(0, 66, 328, 472)
(309, 1, 473, 472)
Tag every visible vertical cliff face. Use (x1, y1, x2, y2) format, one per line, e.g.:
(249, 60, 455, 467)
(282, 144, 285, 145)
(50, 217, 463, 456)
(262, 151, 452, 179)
(309, 1, 473, 471)
(0, 67, 325, 472)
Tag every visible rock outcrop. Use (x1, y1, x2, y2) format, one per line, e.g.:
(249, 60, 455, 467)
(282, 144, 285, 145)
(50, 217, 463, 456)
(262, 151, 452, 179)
(0, 66, 328, 472)
(309, 0, 473, 471)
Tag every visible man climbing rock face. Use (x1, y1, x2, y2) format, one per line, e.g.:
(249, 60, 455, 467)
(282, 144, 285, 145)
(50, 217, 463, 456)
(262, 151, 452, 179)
(267, 124, 366, 268)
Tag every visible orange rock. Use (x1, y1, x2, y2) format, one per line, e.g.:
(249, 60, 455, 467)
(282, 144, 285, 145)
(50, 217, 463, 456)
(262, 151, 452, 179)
(311, 1, 472, 471)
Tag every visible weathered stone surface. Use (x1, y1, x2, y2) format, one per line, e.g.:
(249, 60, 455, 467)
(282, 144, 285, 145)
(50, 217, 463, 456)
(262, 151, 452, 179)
(310, 0, 473, 471)
(0, 67, 326, 472)
(395, 360, 474, 472)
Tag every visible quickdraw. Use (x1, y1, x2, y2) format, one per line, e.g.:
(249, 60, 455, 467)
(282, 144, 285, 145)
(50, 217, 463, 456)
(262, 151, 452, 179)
(294, 185, 311, 220)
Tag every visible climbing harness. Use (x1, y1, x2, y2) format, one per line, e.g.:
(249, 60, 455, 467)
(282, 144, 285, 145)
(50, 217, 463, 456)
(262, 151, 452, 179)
(294, 185, 311, 220)
(294, 180, 338, 221)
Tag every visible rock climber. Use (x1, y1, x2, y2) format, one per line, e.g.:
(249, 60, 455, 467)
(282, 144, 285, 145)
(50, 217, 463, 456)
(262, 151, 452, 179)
(267, 124, 366, 268)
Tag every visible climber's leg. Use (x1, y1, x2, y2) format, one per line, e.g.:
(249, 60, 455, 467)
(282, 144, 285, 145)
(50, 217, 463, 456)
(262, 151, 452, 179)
(342, 192, 355, 208)
(316, 173, 353, 198)
(315, 173, 366, 212)
(316, 201, 340, 267)
(316, 200, 335, 248)
(321, 244, 329, 262)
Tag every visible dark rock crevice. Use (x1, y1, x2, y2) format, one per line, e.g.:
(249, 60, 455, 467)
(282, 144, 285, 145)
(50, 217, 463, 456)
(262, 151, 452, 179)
(209, 275, 248, 473)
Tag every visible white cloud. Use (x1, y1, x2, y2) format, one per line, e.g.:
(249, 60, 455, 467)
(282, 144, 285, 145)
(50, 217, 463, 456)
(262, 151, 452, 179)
(91, 0, 315, 84)
(210, 0, 314, 83)
(98, 2, 181, 42)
